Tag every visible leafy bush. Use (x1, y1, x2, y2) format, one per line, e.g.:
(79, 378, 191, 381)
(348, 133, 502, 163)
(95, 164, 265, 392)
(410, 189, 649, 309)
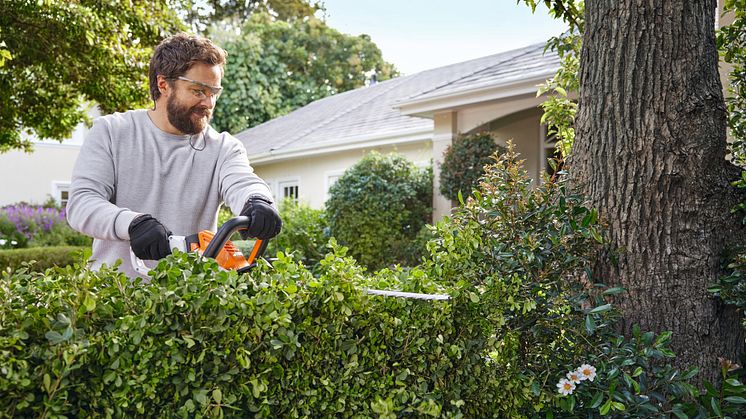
(0, 247, 501, 417)
(267, 199, 329, 272)
(439, 132, 504, 202)
(0, 202, 91, 248)
(326, 152, 432, 270)
(0, 246, 90, 272)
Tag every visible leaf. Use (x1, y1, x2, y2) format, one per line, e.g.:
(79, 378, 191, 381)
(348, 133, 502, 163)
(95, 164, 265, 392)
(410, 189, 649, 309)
(83, 293, 96, 312)
(589, 304, 612, 314)
(724, 396, 746, 404)
(599, 399, 612, 416)
(585, 314, 596, 334)
(590, 391, 603, 408)
(711, 397, 722, 416)
(213, 388, 223, 404)
(602, 287, 626, 296)
(45, 330, 64, 345)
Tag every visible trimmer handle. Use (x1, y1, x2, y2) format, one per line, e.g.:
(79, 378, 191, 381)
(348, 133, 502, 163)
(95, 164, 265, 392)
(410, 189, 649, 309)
(203, 216, 267, 265)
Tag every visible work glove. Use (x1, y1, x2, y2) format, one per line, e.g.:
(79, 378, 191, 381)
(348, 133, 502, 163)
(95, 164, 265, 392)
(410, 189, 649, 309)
(239, 196, 282, 240)
(128, 214, 172, 260)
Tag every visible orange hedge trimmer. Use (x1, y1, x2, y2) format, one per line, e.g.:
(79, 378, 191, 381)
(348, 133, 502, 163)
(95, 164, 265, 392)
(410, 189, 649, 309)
(131, 216, 449, 301)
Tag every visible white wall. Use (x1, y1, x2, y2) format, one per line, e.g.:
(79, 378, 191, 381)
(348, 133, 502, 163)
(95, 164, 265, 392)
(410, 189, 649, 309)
(253, 141, 433, 209)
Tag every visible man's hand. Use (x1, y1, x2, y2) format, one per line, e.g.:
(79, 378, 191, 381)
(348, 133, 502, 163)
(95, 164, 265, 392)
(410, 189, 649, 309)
(129, 214, 172, 260)
(239, 196, 282, 240)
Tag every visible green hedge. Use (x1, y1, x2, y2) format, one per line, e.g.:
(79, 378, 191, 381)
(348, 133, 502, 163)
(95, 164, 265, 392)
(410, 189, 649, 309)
(0, 246, 90, 272)
(0, 249, 500, 417)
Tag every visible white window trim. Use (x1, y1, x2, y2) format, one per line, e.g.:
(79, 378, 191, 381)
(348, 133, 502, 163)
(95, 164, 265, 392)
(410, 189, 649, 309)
(324, 169, 346, 201)
(51, 181, 71, 207)
(277, 177, 301, 202)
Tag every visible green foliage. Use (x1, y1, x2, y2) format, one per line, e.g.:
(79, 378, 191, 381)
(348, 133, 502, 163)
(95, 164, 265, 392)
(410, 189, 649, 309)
(519, 1, 583, 156)
(0, 0, 184, 152)
(719, 0, 746, 166)
(210, 13, 397, 133)
(0, 142, 738, 417)
(326, 153, 432, 271)
(267, 199, 329, 272)
(439, 132, 504, 202)
(180, 0, 319, 32)
(0, 247, 499, 417)
(0, 246, 90, 272)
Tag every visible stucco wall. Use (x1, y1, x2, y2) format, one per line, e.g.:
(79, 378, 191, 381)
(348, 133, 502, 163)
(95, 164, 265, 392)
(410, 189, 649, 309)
(0, 144, 81, 206)
(253, 141, 433, 209)
(486, 108, 544, 183)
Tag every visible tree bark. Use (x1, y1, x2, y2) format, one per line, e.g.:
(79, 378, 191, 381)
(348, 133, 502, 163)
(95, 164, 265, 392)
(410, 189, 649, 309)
(572, 0, 746, 383)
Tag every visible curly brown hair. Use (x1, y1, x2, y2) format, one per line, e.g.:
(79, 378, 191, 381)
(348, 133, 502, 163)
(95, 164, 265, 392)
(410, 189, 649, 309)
(148, 33, 227, 102)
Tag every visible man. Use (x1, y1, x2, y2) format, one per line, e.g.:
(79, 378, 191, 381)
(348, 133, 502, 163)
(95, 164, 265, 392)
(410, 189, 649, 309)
(67, 33, 281, 278)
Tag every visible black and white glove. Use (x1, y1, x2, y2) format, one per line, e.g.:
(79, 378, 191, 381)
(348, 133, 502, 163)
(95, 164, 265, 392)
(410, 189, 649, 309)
(128, 214, 172, 260)
(239, 196, 282, 240)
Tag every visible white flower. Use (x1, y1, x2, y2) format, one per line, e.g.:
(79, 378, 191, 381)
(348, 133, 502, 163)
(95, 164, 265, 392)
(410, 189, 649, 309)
(577, 364, 597, 382)
(556, 378, 576, 396)
(10, 240, 17, 246)
(566, 370, 582, 384)
(0, 239, 5, 246)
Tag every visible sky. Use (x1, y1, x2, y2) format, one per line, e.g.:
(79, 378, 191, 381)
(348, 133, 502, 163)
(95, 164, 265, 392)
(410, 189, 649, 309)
(318, 0, 568, 76)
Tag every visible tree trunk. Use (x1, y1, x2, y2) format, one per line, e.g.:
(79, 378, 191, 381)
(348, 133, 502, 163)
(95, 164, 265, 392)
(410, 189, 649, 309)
(572, 0, 746, 383)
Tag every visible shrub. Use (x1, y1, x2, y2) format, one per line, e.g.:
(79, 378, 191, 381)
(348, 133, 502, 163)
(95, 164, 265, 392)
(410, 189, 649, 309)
(326, 152, 432, 270)
(0, 246, 90, 272)
(0, 247, 501, 417)
(267, 199, 329, 272)
(439, 132, 504, 202)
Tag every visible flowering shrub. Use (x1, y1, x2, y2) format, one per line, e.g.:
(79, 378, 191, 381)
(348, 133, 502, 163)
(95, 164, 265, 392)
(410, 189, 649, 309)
(0, 202, 91, 249)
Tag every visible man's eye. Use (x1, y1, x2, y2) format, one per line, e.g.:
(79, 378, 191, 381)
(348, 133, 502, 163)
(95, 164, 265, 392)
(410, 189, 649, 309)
(191, 89, 206, 97)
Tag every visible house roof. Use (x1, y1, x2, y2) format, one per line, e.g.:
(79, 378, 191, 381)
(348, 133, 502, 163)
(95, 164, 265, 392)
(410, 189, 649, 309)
(236, 42, 559, 163)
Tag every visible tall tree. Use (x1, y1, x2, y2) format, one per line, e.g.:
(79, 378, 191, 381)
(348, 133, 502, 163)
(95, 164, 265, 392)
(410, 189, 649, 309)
(210, 13, 397, 134)
(0, 0, 184, 152)
(0, 0, 321, 152)
(569, 0, 745, 381)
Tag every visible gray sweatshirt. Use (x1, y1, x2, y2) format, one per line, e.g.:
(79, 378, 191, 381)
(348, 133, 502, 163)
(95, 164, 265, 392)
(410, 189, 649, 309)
(67, 109, 273, 278)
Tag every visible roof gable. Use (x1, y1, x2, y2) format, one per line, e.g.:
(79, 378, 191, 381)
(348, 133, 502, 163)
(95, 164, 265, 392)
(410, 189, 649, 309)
(236, 42, 558, 159)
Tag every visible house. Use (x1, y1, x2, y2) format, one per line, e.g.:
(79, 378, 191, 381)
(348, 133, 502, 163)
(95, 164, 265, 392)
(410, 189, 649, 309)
(236, 42, 560, 219)
(0, 0, 734, 215)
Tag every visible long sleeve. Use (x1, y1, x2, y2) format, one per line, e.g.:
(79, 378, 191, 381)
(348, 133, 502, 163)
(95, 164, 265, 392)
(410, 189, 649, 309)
(66, 119, 140, 241)
(219, 138, 275, 215)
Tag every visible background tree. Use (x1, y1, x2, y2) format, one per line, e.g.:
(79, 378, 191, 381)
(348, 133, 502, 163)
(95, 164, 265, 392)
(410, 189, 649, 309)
(521, 0, 746, 381)
(210, 13, 397, 133)
(0, 0, 325, 152)
(0, 0, 184, 152)
(177, 0, 320, 33)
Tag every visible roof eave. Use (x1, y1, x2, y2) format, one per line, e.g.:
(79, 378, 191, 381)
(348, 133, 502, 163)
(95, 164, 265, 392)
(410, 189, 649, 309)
(247, 126, 433, 165)
(395, 72, 556, 118)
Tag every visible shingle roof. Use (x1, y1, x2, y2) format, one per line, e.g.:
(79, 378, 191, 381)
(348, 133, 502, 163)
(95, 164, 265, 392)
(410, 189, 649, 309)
(236, 42, 559, 157)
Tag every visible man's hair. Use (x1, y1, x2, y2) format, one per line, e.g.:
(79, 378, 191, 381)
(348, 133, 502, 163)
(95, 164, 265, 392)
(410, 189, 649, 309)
(148, 33, 227, 102)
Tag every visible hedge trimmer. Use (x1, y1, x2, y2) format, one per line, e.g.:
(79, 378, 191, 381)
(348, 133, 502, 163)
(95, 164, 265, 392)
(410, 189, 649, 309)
(131, 216, 450, 301)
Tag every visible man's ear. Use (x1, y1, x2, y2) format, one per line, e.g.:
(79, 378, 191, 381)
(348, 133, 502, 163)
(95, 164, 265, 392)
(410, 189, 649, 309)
(157, 75, 171, 96)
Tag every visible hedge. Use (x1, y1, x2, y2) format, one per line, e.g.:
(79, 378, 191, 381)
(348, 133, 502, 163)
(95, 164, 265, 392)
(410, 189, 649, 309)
(0, 246, 90, 272)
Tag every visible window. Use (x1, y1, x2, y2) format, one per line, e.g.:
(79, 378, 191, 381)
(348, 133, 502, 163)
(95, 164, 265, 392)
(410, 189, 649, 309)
(52, 181, 70, 207)
(324, 170, 346, 201)
(541, 125, 563, 179)
(278, 179, 299, 202)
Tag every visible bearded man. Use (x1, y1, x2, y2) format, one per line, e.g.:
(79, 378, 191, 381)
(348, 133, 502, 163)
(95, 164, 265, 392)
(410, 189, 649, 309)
(67, 33, 281, 278)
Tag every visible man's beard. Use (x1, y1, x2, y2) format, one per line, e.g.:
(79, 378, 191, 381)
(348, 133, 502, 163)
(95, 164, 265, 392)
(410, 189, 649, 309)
(166, 95, 212, 135)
